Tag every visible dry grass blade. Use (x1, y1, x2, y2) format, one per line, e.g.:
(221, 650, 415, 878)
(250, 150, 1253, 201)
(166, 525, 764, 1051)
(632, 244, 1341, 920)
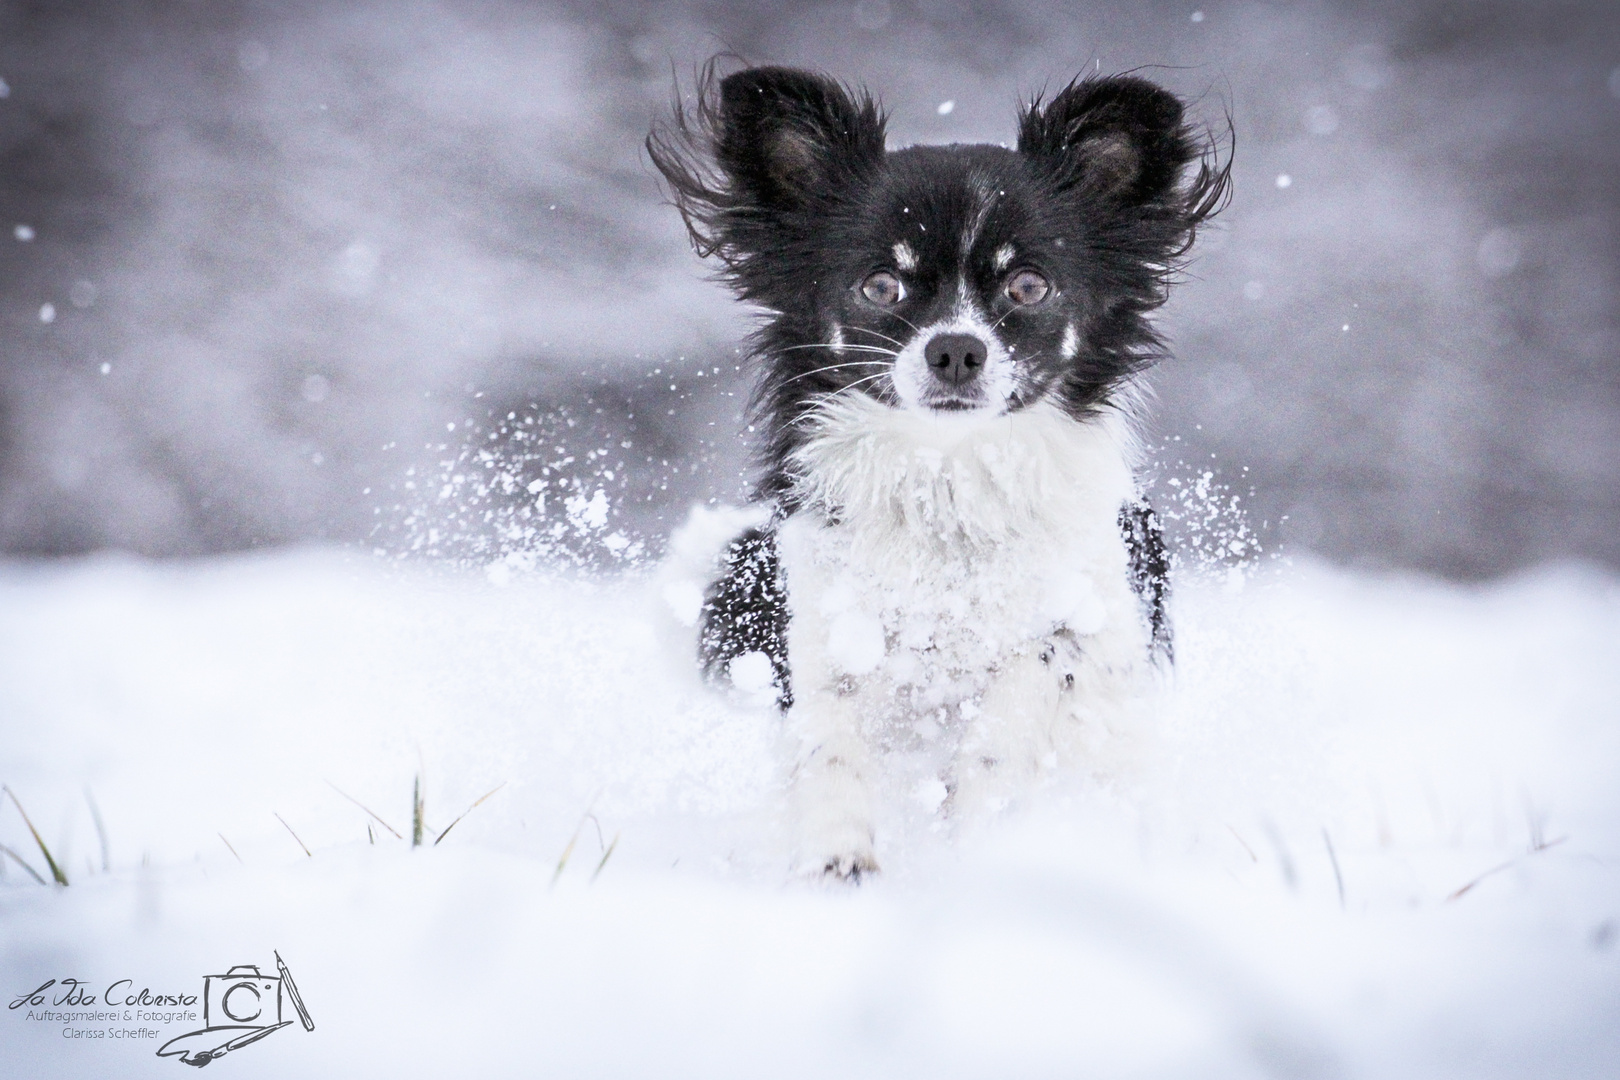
(219, 833, 244, 864)
(550, 793, 604, 888)
(4, 785, 67, 885)
(273, 813, 312, 857)
(1261, 817, 1296, 891)
(590, 832, 620, 883)
(433, 782, 507, 846)
(0, 842, 48, 885)
(327, 781, 403, 839)
(1227, 824, 1259, 863)
(550, 824, 582, 888)
(412, 775, 425, 849)
(1446, 836, 1568, 903)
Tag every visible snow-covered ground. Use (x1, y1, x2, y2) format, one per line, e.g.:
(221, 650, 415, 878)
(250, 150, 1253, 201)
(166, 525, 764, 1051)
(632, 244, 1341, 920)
(1, 547, 1617, 1078)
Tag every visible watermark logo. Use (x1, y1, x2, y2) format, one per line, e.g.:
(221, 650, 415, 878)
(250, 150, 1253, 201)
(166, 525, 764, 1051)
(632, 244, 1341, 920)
(157, 951, 314, 1067)
(8, 950, 313, 1068)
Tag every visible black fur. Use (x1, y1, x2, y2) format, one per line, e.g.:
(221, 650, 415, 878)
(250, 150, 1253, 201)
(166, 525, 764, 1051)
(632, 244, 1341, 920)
(648, 62, 1229, 510)
(1120, 501, 1174, 662)
(697, 527, 792, 708)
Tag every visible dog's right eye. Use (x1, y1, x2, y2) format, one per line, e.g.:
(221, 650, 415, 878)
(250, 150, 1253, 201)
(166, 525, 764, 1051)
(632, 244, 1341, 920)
(860, 271, 905, 306)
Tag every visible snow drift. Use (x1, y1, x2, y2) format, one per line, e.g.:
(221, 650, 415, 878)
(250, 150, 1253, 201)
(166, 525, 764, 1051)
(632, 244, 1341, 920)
(1, 548, 1616, 1078)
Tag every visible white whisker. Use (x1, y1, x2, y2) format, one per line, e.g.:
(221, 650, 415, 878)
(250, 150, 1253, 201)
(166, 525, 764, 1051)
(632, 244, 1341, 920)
(816, 370, 892, 403)
(781, 360, 893, 386)
(792, 370, 895, 426)
(777, 344, 898, 356)
(885, 310, 922, 335)
(842, 326, 908, 350)
(987, 304, 1019, 334)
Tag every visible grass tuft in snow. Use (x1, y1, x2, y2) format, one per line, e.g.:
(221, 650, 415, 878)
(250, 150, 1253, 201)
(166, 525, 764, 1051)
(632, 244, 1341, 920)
(552, 806, 614, 888)
(1447, 835, 1568, 903)
(412, 774, 425, 848)
(551, 820, 582, 887)
(433, 782, 506, 846)
(4, 784, 67, 885)
(590, 831, 620, 883)
(329, 780, 404, 840)
(275, 812, 313, 857)
(0, 841, 48, 884)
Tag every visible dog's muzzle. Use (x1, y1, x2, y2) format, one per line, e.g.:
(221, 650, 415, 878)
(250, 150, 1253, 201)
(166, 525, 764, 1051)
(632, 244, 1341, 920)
(924, 332, 987, 387)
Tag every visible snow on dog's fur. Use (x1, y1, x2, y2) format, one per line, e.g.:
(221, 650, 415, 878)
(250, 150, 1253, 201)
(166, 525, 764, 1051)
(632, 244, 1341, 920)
(651, 63, 1228, 880)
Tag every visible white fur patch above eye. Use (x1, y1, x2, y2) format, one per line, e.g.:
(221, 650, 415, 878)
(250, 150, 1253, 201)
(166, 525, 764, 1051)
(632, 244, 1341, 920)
(1060, 321, 1079, 360)
(993, 244, 1016, 272)
(892, 241, 917, 271)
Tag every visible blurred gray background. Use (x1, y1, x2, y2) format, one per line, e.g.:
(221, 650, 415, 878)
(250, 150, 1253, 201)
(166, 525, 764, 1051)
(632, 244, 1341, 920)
(1, 0, 1616, 576)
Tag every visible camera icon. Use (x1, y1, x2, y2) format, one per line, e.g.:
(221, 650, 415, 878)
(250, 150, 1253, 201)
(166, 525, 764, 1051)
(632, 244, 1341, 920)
(203, 965, 282, 1028)
(159, 952, 312, 1067)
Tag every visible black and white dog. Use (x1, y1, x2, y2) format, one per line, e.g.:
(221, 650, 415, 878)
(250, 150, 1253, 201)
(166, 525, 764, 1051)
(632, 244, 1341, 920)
(651, 65, 1227, 880)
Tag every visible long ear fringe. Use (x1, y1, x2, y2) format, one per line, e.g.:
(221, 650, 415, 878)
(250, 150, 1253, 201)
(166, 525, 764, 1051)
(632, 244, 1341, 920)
(1170, 111, 1235, 262)
(645, 57, 739, 264)
(1016, 76, 1234, 269)
(646, 59, 887, 270)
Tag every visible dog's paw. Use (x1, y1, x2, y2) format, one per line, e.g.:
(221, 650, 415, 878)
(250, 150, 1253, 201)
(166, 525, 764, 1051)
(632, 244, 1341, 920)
(798, 847, 880, 885)
(793, 818, 880, 884)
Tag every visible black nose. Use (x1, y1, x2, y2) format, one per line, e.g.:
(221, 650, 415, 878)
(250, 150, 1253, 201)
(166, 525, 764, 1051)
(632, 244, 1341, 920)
(924, 333, 987, 386)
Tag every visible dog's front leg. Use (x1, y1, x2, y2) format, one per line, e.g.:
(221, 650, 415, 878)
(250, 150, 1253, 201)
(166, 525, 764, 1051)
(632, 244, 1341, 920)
(775, 518, 883, 881)
(788, 680, 880, 881)
(951, 638, 1069, 816)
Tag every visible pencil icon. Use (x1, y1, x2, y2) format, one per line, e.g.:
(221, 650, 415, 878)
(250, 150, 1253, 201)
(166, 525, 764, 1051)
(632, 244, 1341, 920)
(274, 950, 314, 1032)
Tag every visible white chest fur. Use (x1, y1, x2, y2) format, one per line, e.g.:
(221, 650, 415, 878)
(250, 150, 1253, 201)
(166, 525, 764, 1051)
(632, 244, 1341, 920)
(779, 397, 1149, 703)
(775, 397, 1157, 876)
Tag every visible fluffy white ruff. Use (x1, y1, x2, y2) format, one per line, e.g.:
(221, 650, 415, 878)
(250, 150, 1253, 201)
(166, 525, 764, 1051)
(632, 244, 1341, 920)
(787, 393, 1139, 564)
(778, 395, 1157, 874)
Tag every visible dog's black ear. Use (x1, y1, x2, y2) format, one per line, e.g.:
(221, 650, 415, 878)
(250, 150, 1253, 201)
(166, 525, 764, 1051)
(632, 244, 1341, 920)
(715, 67, 886, 211)
(1018, 76, 1195, 206)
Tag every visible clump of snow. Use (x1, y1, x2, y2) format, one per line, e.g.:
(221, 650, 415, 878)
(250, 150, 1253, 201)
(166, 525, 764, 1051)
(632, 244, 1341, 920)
(660, 578, 704, 626)
(727, 651, 776, 694)
(825, 608, 887, 675)
(1037, 567, 1108, 635)
(0, 548, 1616, 1077)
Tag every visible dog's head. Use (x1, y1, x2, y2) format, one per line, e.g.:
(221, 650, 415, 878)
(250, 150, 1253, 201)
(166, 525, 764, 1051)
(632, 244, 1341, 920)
(650, 64, 1227, 425)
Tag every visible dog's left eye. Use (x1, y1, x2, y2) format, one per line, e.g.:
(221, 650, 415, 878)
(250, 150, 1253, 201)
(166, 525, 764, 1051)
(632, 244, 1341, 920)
(1005, 269, 1051, 306)
(860, 270, 905, 306)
